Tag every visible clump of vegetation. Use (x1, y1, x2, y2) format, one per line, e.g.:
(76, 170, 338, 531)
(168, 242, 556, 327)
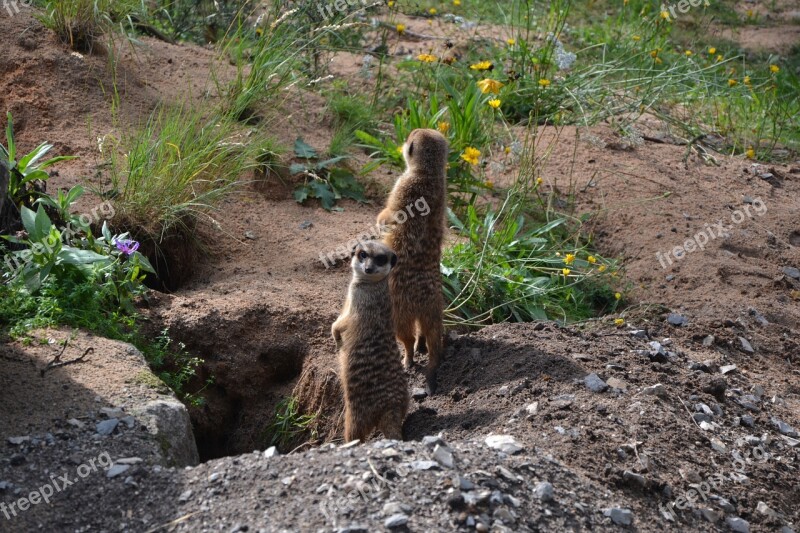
(290, 138, 365, 211)
(35, 0, 141, 51)
(264, 396, 319, 451)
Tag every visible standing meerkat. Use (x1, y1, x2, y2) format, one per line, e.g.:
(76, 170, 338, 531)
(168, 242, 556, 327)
(332, 241, 409, 442)
(377, 128, 448, 394)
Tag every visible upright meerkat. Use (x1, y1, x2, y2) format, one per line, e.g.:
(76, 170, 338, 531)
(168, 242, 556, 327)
(332, 241, 409, 442)
(377, 128, 448, 394)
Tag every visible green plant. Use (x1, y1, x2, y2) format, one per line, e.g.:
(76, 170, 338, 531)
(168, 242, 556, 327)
(1, 112, 77, 211)
(144, 328, 204, 401)
(36, 0, 142, 51)
(265, 396, 318, 451)
(291, 138, 366, 210)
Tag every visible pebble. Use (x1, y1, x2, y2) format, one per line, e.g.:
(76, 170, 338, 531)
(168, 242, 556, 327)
(693, 413, 713, 424)
(549, 395, 575, 409)
(493, 508, 514, 524)
(738, 337, 754, 353)
(384, 514, 408, 528)
(178, 490, 193, 502)
(622, 470, 647, 488)
(699, 508, 722, 523)
(604, 507, 633, 526)
(263, 446, 279, 458)
(642, 384, 668, 398)
(720, 365, 737, 375)
(208, 472, 222, 483)
(606, 377, 627, 391)
(422, 435, 444, 448)
(667, 313, 687, 326)
(725, 516, 750, 533)
(457, 476, 475, 491)
(96, 418, 119, 436)
(740, 415, 755, 428)
(756, 501, 777, 518)
(410, 460, 440, 471)
(485, 435, 523, 454)
(299, 220, 313, 230)
(411, 388, 428, 400)
(497, 386, 510, 396)
(495, 466, 517, 482)
(710, 438, 727, 453)
(432, 445, 454, 469)
(100, 407, 125, 418)
(106, 464, 130, 478)
(116, 457, 143, 465)
(66, 418, 85, 429)
(383, 502, 411, 515)
(782, 266, 800, 280)
(533, 482, 554, 502)
(772, 418, 798, 437)
(702, 335, 715, 347)
(584, 373, 608, 393)
(7, 436, 30, 445)
(525, 402, 539, 415)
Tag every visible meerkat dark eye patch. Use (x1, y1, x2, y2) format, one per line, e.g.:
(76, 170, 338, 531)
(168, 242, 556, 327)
(373, 255, 388, 267)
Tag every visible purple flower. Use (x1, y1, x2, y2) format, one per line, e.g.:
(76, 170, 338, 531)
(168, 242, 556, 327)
(113, 238, 140, 256)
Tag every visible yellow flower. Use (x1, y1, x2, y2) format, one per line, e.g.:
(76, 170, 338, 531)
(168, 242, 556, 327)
(655, 57, 663, 64)
(746, 8, 754, 18)
(615, 292, 622, 300)
(461, 147, 481, 165)
(745, 147, 755, 159)
(437, 121, 450, 134)
(470, 61, 493, 71)
(708, 47, 716, 55)
(598, 265, 607, 272)
(453, 0, 461, 5)
(488, 99, 501, 109)
(477, 78, 504, 94)
(388, 0, 394, 6)
(744, 75, 751, 86)
(396, 23, 406, 34)
(632, 35, 641, 41)
(587, 255, 597, 264)
(728, 78, 738, 87)
(484, 180, 494, 189)
(716, 54, 723, 62)
(504, 146, 511, 154)
(536, 177, 543, 185)
(562, 268, 571, 276)
(417, 53, 437, 63)
(396, 146, 403, 154)
(564, 253, 575, 265)
(538, 78, 551, 88)
(614, 318, 625, 326)
(507, 38, 516, 46)
(685, 50, 693, 56)
(660, 10, 671, 21)
(770, 64, 780, 73)
(429, 7, 437, 15)
(255, 27, 263, 36)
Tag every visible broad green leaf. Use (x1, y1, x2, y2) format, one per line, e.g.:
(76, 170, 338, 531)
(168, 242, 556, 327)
(58, 247, 110, 265)
(289, 163, 308, 175)
(293, 186, 309, 204)
(19, 169, 49, 183)
(309, 180, 335, 210)
(132, 251, 156, 274)
(101, 221, 112, 243)
(18, 143, 53, 170)
(315, 156, 348, 170)
(293, 137, 317, 159)
(38, 155, 78, 170)
(5, 112, 15, 163)
(20, 206, 36, 236)
(33, 206, 53, 241)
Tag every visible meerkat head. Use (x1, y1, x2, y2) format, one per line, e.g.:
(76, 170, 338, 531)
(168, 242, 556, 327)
(403, 128, 449, 175)
(350, 241, 397, 282)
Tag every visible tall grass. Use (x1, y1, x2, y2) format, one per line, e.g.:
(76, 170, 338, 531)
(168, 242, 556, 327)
(36, 0, 141, 51)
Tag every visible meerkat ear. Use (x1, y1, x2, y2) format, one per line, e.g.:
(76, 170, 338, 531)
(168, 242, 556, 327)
(350, 243, 359, 257)
(407, 141, 414, 158)
(390, 252, 398, 267)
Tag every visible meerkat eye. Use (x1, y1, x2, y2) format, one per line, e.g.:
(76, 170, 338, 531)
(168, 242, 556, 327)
(358, 250, 368, 260)
(374, 255, 387, 267)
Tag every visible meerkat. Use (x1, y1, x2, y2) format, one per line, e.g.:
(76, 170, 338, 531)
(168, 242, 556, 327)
(332, 241, 409, 442)
(377, 128, 448, 394)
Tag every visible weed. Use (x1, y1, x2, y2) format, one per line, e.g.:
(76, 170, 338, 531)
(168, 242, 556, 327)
(35, 0, 142, 51)
(264, 396, 318, 451)
(291, 138, 366, 210)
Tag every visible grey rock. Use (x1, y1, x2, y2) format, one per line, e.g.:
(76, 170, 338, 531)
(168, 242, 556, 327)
(781, 527, 796, 533)
(693, 413, 713, 424)
(299, 220, 313, 230)
(384, 513, 408, 528)
(495, 466, 517, 482)
(710, 438, 727, 453)
(115, 457, 142, 465)
(695, 403, 714, 416)
(493, 507, 515, 523)
(497, 385, 510, 396)
(244, 231, 257, 240)
(457, 476, 475, 491)
(714, 496, 736, 513)
(756, 501, 777, 518)
(735, 395, 760, 412)
(720, 365, 737, 374)
(584, 373, 608, 393)
(485, 435, 523, 454)
(604, 507, 633, 526)
(132, 398, 199, 467)
(550, 394, 575, 409)
(533, 481, 554, 502)
(725, 516, 750, 533)
(630, 329, 648, 339)
(738, 337, 754, 353)
(178, 489, 193, 502)
(100, 407, 125, 418)
(525, 402, 539, 415)
(208, 472, 222, 483)
(7, 436, 29, 445)
(421, 435, 444, 448)
(783, 266, 800, 280)
(106, 464, 130, 478)
(702, 335, 715, 347)
(120, 416, 136, 429)
(740, 415, 755, 427)
(623, 470, 647, 488)
(642, 384, 668, 398)
(772, 418, 799, 437)
(263, 446, 279, 458)
(606, 377, 627, 391)
(383, 502, 411, 515)
(410, 460, 440, 471)
(96, 418, 119, 436)
(667, 313, 687, 326)
(66, 418, 85, 429)
(337, 527, 369, 533)
(699, 508, 722, 523)
(432, 445, 454, 468)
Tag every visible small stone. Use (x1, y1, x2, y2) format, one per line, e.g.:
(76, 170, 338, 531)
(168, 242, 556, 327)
(533, 481, 554, 502)
(781, 527, 796, 533)
(432, 445, 454, 469)
(96, 419, 119, 436)
(340, 440, 360, 449)
(178, 490, 193, 502)
(710, 438, 727, 453)
(693, 413, 713, 424)
(7, 436, 30, 445)
(485, 435, 523, 454)
(699, 508, 722, 523)
(263, 446, 279, 458)
(549, 394, 575, 409)
(584, 373, 608, 393)
(782, 266, 800, 280)
(410, 460, 439, 471)
(525, 402, 539, 415)
(497, 385, 510, 396)
(208, 472, 222, 483)
(495, 466, 517, 482)
(606, 377, 627, 391)
(738, 337, 754, 353)
(667, 313, 687, 326)
(702, 335, 715, 347)
(623, 470, 647, 488)
(299, 220, 313, 230)
(756, 501, 777, 517)
(120, 416, 135, 429)
(106, 464, 130, 478)
(244, 231, 257, 240)
(493, 508, 514, 523)
(457, 476, 475, 491)
(725, 516, 750, 533)
(740, 415, 755, 427)
(604, 507, 633, 526)
(100, 407, 125, 418)
(383, 502, 411, 515)
(720, 365, 737, 375)
(422, 435, 445, 448)
(412, 388, 428, 401)
(695, 403, 714, 416)
(66, 419, 85, 429)
(115, 457, 143, 465)
(384, 513, 408, 528)
(642, 384, 668, 398)
(772, 418, 799, 438)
